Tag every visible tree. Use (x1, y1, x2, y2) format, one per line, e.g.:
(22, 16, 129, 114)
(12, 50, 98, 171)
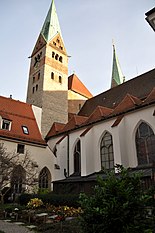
(0, 143, 38, 204)
(79, 165, 154, 233)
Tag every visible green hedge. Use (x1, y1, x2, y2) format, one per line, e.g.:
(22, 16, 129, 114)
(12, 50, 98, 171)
(18, 192, 80, 207)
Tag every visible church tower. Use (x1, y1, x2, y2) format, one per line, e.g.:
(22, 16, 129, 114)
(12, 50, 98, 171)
(111, 43, 125, 88)
(26, 0, 68, 137)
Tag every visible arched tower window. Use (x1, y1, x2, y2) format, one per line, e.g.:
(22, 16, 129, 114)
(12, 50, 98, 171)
(73, 140, 81, 175)
(100, 132, 114, 170)
(39, 167, 51, 189)
(59, 76, 62, 83)
(11, 165, 26, 194)
(136, 122, 155, 165)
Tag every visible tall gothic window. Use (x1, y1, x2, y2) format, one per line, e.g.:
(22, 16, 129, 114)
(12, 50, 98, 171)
(73, 140, 81, 175)
(39, 167, 51, 189)
(136, 122, 155, 165)
(100, 132, 114, 170)
(11, 165, 26, 194)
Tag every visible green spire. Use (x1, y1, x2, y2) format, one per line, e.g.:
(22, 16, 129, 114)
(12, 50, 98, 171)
(111, 43, 125, 88)
(41, 0, 62, 42)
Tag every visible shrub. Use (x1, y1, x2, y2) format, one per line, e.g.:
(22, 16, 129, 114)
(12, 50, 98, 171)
(79, 165, 154, 233)
(19, 193, 79, 207)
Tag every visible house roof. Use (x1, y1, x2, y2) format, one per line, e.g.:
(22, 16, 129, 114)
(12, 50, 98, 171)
(85, 106, 113, 124)
(61, 115, 88, 133)
(112, 94, 142, 115)
(0, 96, 46, 146)
(46, 122, 65, 139)
(68, 74, 93, 98)
(78, 68, 155, 117)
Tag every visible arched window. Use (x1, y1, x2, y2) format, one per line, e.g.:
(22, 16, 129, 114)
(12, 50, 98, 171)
(73, 140, 81, 175)
(59, 76, 62, 83)
(59, 56, 63, 63)
(39, 167, 51, 189)
(51, 72, 54, 80)
(11, 165, 26, 194)
(100, 132, 114, 170)
(136, 122, 155, 165)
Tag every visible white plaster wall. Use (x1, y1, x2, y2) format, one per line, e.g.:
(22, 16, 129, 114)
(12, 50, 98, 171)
(48, 104, 155, 180)
(48, 135, 68, 180)
(32, 105, 42, 133)
(0, 139, 55, 190)
(120, 106, 155, 168)
(69, 131, 81, 176)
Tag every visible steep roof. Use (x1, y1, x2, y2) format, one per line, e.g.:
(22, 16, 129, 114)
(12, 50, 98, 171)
(112, 94, 142, 115)
(41, 0, 62, 42)
(86, 106, 113, 124)
(46, 122, 65, 139)
(79, 68, 155, 117)
(68, 74, 93, 98)
(60, 115, 88, 133)
(111, 44, 125, 88)
(0, 96, 46, 146)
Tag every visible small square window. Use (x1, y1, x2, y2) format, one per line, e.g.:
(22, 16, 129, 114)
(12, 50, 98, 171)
(17, 144, 25, 154)
(2, 119, 11, 131)
(22, 126, 29, 134)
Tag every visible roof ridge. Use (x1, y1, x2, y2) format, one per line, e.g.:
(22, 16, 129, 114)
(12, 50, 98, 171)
(144, 87, 155, 104)
(0, 110, 35, 120)
(126, 94, 141, 105)
(112, 93, 141, 115)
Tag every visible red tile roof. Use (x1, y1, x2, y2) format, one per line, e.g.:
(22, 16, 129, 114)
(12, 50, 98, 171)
(86, 106, 113, 124)
(46, 122, 65, 139)
(61, 115, 88, 132)
(68, 74, 93, 98)
(0, 96, 46, 146)
(144, 87, 155, 104)
(112, 94, 141, 115)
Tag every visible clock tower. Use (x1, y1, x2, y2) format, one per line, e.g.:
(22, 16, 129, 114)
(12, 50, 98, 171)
(26, 0, 68, 137)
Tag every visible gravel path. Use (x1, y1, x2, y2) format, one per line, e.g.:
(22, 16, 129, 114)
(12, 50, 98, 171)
(0, 220, 35, 233)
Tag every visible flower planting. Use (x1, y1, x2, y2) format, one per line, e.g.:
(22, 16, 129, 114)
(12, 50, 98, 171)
(27, 198, 43, 209)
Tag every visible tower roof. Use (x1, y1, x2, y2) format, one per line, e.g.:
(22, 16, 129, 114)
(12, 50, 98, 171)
(41, 0, 62, 42)
(111, 44, 125, 88)
(68, 74, 93, 98)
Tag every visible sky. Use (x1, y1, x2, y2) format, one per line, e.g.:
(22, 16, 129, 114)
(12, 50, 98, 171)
(0, 0, 155, 102)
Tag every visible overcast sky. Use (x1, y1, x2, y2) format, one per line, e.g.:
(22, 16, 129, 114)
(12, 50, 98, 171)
(0, 0, 154, 101)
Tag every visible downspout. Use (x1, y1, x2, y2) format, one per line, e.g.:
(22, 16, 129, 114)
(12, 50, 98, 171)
(67, 134, 69, 177)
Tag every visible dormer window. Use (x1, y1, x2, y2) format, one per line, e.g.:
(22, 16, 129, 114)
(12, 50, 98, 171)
(2, 119, 11, 131)
(22, 126, 29, 135)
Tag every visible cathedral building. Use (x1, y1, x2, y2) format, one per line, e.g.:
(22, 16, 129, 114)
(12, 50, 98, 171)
(0, 0, 155, 195)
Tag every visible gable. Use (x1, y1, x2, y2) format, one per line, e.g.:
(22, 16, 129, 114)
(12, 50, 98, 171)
(49, 33, 67, 55)
(31, 34, 46, 57)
